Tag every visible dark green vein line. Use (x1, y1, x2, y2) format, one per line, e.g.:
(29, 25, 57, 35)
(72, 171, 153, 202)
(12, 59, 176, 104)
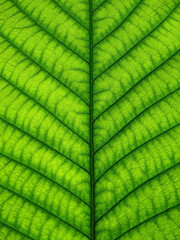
(89, 0, 95, 239)
(0, 75, 89, 145)
(0, 117, 91, 174)
(94, 124, 179, 182)
(114, 204, 180, 240)
(93, 3, 179, 81)
(93, 0, 142, 46)
(94, 87, 180, 153)
(0, 184, 91, 239)
(0, 152, 91, 207)
(92, 0, 106, 13)
(0, 33, 89, 107)
(93, 50, 180, 122)
(52, 0, 89, 30)
(0, 219, 33, 240)
(95, 163, 179, 223)
(10, 0, 89, 63)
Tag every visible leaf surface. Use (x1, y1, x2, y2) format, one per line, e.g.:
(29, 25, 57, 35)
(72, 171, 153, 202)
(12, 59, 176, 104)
(0, 0, 180, 239)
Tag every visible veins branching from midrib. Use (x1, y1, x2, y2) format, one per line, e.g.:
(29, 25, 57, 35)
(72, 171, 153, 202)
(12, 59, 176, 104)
(89, 0, 95, 239)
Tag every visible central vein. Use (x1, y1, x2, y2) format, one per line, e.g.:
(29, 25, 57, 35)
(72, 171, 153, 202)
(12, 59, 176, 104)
(89, 0, 95, 239)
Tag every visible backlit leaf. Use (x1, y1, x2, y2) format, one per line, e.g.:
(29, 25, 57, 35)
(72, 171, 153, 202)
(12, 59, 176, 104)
(0, 0, 180, 239)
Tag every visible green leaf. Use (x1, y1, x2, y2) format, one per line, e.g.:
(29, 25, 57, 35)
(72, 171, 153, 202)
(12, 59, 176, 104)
(0, 0, 179, 239)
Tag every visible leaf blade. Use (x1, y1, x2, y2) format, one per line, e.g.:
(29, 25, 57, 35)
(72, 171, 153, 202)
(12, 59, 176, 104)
(0, 0, 179, 239)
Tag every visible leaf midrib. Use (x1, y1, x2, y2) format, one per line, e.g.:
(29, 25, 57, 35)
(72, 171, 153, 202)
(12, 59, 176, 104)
(89, 0, 95, 239)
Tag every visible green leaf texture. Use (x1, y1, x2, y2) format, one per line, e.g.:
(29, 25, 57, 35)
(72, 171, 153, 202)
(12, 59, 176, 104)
(0, 0, 180, 239)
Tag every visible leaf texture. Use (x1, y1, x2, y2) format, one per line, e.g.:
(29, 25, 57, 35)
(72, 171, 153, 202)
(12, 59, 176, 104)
(0, 0, 180, 239)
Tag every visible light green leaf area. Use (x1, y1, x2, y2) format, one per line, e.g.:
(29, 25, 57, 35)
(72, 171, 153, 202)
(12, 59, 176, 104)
(0, 0, 180, 239)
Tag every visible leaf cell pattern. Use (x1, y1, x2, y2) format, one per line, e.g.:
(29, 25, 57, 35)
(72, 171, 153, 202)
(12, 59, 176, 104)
(0, 0, 180, 239)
